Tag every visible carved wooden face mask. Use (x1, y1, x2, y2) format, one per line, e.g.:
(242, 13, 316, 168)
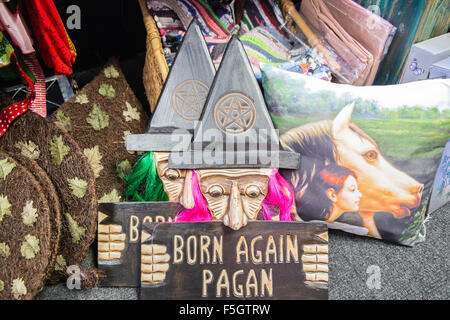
(154, 152, 195, 209)
(197, 169, 272, 230)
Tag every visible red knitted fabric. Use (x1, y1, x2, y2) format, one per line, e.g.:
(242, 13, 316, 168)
(22, 0, 76, 75)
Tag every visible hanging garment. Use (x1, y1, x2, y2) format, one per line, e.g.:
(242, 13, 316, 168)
(22, 0, 76, 75)
(0, 2, 34, 54)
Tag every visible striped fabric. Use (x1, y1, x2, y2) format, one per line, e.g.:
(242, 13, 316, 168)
(148, 0, 233, 66)
(23, 53, 46, 117)
(146, 0, 331, 81)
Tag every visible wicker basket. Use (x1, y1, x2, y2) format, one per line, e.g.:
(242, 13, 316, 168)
(138, 0, 169, 113)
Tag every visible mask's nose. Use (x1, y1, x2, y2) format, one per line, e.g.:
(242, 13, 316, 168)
(223, 181, 247, 231)
(179, 171, 195, 210)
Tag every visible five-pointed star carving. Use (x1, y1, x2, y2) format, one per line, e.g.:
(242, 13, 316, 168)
(217, 96, 253, 131)
(174, 82, 208, 116)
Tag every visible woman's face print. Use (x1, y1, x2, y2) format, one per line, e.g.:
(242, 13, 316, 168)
(335, 176, 361, 212)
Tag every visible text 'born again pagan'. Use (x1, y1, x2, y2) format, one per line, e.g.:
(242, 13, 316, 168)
(172, 234, 300, 298)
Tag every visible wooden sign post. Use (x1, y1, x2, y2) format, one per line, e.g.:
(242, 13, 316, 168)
(97, 202, 179, 287)
(140, 221, 328, 300)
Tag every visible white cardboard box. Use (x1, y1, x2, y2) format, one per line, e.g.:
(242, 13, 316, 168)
(429, 56, 450, 80)
(401, 33, 450, 83)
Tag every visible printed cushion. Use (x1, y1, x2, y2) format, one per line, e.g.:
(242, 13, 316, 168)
(261, 64, 450, 246)
(428, 140, 450, 213)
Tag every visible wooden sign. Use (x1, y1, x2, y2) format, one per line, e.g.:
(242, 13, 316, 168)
(97, 201, 179, 287)
(140, 221, 328, 300)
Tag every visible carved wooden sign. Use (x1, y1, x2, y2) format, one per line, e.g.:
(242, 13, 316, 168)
(140, 221, 328, 300)
(168, 36, 301, 169)
(97, 202, 179, 287)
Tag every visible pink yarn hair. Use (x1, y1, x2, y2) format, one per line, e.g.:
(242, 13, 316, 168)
(175, 169, 294, 222)
(260, 169, 295, 221)
(174, 170, 212, 222)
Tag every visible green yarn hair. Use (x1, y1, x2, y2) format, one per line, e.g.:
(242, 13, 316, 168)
(125, 152, 168, 201)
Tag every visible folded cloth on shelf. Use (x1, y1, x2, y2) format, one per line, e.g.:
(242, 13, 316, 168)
(147, 0, 233, 66)
(301, 0, 374, 85)
(146, 0, 333, 81)
(324, 0, 396, 85)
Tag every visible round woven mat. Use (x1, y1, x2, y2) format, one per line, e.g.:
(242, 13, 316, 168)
(0, 151, 52, 299)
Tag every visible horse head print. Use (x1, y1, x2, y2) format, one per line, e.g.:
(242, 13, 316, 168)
(281, 102, 424, 238)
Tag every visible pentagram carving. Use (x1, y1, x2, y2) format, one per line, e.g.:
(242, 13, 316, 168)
(214, 93, 257, 135)
(171, 79, 209, 121)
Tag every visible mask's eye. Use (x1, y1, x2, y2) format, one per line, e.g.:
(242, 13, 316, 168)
(208, 185, 224, 198)
(165, 169, 180, 180)
(245, 185, 261, 198)
(365, 150, 378, 161)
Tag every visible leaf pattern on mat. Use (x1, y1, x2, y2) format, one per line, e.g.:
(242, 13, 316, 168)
(54, 254, 67, 271)
(75, 94, 89, 104)
(49, 135, 70, 165)
(11, 278, 27, 300)
(67, 177, 88, 198)
(87, 103, 109, 131)
(123, 102, 141, 122)
(123, 131, 135, 154)
(22, 200, 38, 227)
(83, 146, 104, 178)
(122, 130, 131, 143)
(98, 189, 122, 203)
(98, 83, 115, 99)
(104, 65, 119, 78)
(54, 111, 73, 132)
(65, 213, 86, 244)
(0, 195, 11, 224)
(0, 158, 16, 179)
(21, 201, 38, 227)
(20, 234, 40, 260)
(0, 242, 10, 259)
(14, 140, 40, 160)
(116, 160, 132, 180)
(0, 280, 4, 292)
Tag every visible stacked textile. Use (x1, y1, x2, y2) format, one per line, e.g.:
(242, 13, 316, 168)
(146, 0, 332, 81)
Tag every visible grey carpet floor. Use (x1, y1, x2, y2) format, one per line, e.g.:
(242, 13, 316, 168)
(38, 203, 449, 300)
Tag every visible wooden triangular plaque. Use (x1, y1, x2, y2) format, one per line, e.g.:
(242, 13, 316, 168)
(169, 37, 300, 169)
(127, 21, 215, 152)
